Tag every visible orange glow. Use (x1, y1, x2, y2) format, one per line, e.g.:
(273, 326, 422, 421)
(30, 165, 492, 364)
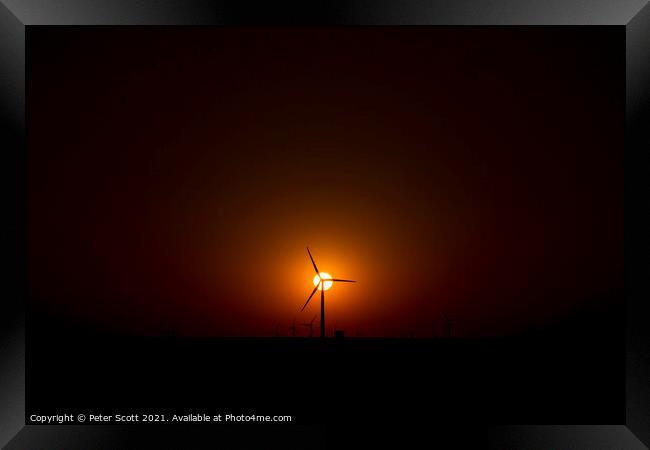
(313, 272, 333, 291)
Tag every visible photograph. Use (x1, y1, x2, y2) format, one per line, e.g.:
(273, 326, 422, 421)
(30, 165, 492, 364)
(26, 25, 623, 424)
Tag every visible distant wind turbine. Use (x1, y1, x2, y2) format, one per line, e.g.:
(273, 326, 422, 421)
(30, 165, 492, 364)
(444, 315, 457, 338)
(289, 317, 297, 337)
(300, 315, 317, 338)
(301, 247, 356, 338)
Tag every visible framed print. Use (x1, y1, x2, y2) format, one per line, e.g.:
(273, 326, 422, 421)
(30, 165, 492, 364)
(1, 1, 648, 448)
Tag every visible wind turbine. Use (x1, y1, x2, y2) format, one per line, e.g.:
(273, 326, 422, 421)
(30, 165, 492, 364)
(300, 315, 317, 338)
(289, 317, 297, 337)
(300, 247, 356, 338)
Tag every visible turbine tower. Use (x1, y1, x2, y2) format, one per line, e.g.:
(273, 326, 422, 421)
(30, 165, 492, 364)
(301, 247, 356, 338)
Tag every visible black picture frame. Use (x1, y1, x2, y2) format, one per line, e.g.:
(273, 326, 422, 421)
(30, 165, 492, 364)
(1, 1, 648, 448)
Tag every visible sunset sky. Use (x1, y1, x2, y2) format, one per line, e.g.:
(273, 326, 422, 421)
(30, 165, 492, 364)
(27, 27, 623, 337)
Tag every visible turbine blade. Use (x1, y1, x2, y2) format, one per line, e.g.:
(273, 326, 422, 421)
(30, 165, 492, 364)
(301, 284, 320, 312)
(306, 247, 319, 275)
(330, 279, 356, 283)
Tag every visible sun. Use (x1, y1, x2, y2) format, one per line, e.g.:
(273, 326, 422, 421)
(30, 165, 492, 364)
(313, 272, 333, 291)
